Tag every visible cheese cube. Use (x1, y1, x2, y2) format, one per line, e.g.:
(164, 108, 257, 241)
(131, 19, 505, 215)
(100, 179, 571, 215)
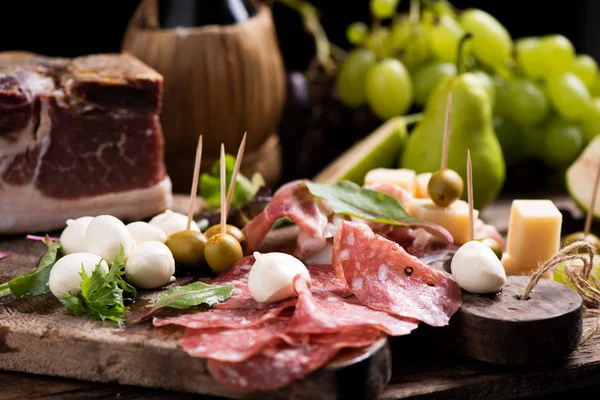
(409, 199, 478, 245)
(415, 172, 432, 199)
(501, 200, 562, 277)
(364, 168, 416, 195)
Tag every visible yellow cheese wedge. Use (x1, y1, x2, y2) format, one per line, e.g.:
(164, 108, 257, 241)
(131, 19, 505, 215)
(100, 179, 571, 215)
(364, 168, 416, 195)
(409, 199, 479, 245)
(501, 200, 562, 278)
(415, 172, 432, 199)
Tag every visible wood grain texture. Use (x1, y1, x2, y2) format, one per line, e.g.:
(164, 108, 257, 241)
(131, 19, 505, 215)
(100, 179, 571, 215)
(433, 276, 582, 365)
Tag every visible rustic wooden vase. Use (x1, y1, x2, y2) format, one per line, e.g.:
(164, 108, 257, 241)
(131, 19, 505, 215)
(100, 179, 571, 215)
(122, 0, 286, 193)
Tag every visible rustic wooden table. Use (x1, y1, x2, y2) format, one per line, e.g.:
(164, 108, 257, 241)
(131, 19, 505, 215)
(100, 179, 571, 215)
(3, 194, 600, 400)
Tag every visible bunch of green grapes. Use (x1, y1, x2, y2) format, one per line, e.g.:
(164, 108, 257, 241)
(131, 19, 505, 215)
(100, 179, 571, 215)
(335, 0, 600, 172)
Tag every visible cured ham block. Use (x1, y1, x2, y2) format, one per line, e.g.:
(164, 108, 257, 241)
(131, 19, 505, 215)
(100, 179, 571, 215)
(0, 52, 172, 234)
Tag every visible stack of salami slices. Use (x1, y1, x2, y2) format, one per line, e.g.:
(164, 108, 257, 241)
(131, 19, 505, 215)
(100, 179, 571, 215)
(154, 220, 462, 392)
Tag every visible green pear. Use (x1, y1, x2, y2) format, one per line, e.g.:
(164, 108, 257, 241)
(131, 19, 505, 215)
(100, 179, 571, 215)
(400, 73, 505, 209)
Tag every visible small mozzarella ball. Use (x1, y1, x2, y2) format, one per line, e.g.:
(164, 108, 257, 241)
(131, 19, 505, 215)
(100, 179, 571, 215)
(450, 240, 507, 294)
(125, 241, 175, 289)
(149, 209, 200, 237)
(49, 252, 109, 299)
(59, 216, 94, 254)
(302, 241, 333, 265)
(126, 221, 167, 245)
(85, 215, 134, 261)
(248, 252, 311, 304)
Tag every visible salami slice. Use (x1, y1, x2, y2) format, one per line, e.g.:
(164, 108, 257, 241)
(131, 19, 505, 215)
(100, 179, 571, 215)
(289, 276, 418, 336)
(332, 220, 462, 327)
(243, 180, 330, 258)
(180, 317, 291, 362)
(306, 264, 352, 298)
(364, 181, 413, 208)
(207, 340, 340, 392)
(285, 326, 381, 349)
(152, 300, 295, 330)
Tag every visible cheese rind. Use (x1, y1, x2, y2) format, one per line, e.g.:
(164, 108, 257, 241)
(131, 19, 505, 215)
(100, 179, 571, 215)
(364, 168, 416, 195)
(501, 200, 562, 277)
(409, 199, 478, 245)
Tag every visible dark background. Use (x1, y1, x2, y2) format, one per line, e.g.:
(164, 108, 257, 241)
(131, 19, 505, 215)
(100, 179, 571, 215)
(1, 1, 598, 71)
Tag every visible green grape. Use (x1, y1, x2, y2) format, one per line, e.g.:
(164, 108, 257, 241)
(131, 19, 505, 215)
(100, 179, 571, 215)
(471, 71, 496, 109)
(590, 74, 600, 97)
(493, 115, 525, 165)
(400, 23, 432, 69)
(554, 253, 600, 290)
(542, 116, 583, 166)
(365, 28, 393, 59)
(412, 62, 456, 106)
(335, 48, 377, 108)
(546, 72, 591, 121)
(522, 125, 546, 158)
(426, 15, 464, 63)
(537, 35, 575, 78)
(515, 37, 544, 79)
(570, 54, 598, 89)
(581, 97, 600, 144)
(390, 17, 410, 50)
(492, 74, 511, 117)
(503, 78, 549, 127)
(458, 9, 512, 68)
(365, 58, 413, 120)
(346, 22, 369, 46)
(370, 0, 399, 19)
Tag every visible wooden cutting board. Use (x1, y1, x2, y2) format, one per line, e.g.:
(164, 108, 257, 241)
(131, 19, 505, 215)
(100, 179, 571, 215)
(0, 228, 392, 400)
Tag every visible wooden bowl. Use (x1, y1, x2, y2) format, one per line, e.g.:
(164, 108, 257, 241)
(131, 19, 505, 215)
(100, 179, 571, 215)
(122, 0, 286, 192)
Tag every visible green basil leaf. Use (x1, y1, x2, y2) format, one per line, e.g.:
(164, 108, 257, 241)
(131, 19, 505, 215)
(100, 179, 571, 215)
(304, 181, 453, 242)
(7, 242, 62, 298)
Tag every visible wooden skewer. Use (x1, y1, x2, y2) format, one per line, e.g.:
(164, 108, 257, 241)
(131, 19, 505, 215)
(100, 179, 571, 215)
(467, 149, 474, 242)
(225, 132, 247, 218)
(584, 157, 600, 236)
(441, 92, 452, 171)
(220, 144, 227, 237)
(186, 135, 203, 231)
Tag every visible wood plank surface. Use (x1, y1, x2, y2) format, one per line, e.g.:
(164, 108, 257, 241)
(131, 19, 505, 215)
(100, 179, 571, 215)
(2, 195, 600, 400)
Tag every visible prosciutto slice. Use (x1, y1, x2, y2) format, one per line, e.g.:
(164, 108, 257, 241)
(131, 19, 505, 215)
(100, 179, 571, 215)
(289, 276, 418, 336)
(207, 341, 340, 392)
(242, 180, 330, 258)
(363, 181, 413, 208)
(332, 220, 462, 327)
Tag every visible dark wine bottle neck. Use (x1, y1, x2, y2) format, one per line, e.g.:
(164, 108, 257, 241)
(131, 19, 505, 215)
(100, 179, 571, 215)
(158, 0, 255, 28)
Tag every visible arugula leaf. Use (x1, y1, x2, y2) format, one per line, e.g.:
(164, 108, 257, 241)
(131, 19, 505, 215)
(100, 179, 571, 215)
(200, 154, 264, 209)
(304, 181, 453, 242)
(0, 242, 62, 298)
(61, 247, 136, 326)
(136, 281, 233, 322)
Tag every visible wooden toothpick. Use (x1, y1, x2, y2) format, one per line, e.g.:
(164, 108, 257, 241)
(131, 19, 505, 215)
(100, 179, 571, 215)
(467, 149, 474, 242)
(584, 157, 600, 236)
(225, 132, 247, 217)
(186, 135, 203, 231)
(220, 144, 227, 236)
(441, 92, 452, 171)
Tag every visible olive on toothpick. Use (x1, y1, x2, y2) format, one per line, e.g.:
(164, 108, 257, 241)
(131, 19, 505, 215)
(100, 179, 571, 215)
(428, 92, 464, 208)
(204, 136, 246, 274)
(561, 159, 600, 250)
(166, 135, 208, 268)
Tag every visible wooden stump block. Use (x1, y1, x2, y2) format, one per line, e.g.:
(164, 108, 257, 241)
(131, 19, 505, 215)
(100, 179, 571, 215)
(437, 276, 583, 365)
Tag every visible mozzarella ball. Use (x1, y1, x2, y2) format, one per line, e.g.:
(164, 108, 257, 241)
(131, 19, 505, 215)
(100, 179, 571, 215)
(126, 221, 167, 245)
(302, 241, 333, 265)
(59, 216, 94, 254)
(49, 252, 109, 299)
(85, 215, 134, 261)
(450, 240, 507, 294)
(248, 252, 311, 304)
(125, 241, 176, 289)
(149, 209, 200, 237)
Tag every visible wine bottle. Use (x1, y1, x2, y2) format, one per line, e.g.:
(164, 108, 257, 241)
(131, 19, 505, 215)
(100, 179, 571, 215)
(158, 0, 255, 28)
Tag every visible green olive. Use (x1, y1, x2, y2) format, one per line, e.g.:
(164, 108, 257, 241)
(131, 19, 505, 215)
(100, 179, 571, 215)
(427, 169, 464, 208)
(476, 237, 503, 260)
(561, 231, 600, 250)
(204, 233, 244, 274)
(166, 230, 208, 268)
(204, 224, 246, 243)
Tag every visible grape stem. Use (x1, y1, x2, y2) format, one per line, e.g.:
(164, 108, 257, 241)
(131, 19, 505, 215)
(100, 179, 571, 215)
(409, 0, 420, 25)
(456, 32, 474, 75)
(278, 0, 338, 75)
